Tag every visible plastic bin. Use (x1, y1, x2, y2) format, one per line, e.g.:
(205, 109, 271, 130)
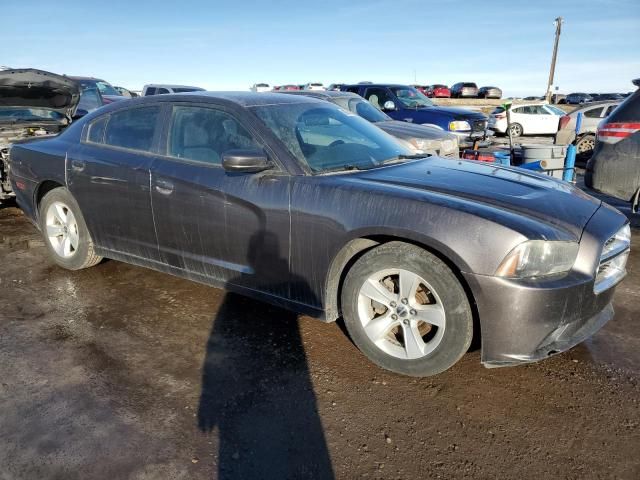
(520, 144, 567, 178)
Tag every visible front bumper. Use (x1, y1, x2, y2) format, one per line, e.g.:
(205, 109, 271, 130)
(453, 130, 492, 148)
(464, 203, 628, 367)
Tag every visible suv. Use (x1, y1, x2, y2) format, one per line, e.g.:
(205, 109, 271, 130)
(340, 83, 489, 148)
(555, 101, 621, 164)
(450, 82, 478, 98)
(585, 79, 640, 211)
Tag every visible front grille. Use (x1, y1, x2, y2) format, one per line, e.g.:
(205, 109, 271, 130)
(594, 225, 631, 294)
(472, 120, 487, 132)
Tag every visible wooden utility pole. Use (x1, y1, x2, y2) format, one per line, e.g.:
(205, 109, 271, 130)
(545, 17, 563, 103)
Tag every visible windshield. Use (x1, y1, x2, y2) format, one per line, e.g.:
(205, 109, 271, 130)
(389, 87, 434, 108)
(332, 97, 390, 123)
(0, 107, 66, 122)
(79, 80, 120, 96)
(252, 102, 412, 173)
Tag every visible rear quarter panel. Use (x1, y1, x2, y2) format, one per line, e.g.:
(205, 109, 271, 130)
(9, 137, 70, 221)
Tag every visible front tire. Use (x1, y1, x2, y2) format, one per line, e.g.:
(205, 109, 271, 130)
(39, 187, 102, 270)
(508, 123, 523, 137)
(341, 242, 473, 377)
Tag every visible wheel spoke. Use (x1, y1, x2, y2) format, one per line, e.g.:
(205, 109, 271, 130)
(62, 236, 72, 256)
(54, 204, 67, 225)
(399, 270, 420, 300)
(414, 304, 445, 327)
(364, 313, 397, 342)
(402, 322, 424, 359)
(68, 228, 79, 250)
(66, 209, 77, 229)
(46, 224, 65, 237)
(360, 278, 397, 307)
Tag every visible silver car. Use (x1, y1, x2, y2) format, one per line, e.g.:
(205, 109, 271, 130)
(555, 101, 620, 162)
(281, 91, 459, 158)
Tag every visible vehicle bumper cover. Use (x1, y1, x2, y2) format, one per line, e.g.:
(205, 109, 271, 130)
(463, 271, 616, 367)
(453, 130, 492, 148)
(464, 202, 627, 367)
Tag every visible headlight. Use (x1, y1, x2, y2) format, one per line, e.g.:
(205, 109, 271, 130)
(449, 121, 471, 131)
(495, 240, 579, 278)
(600, 224, 630, 259)
(408, 138, 437, 152)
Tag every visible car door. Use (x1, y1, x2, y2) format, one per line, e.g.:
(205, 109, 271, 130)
(67, 105, 162, 260)
(149, 102, 292, 297)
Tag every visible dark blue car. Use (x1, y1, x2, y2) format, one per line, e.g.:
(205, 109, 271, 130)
(341, 84, 490, 147)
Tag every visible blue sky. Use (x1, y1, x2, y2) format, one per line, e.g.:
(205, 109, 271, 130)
(2, 0, 639, 96)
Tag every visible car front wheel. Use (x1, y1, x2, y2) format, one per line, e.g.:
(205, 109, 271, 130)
(39, 187, 102, 270)
(341, 242, 473, 376)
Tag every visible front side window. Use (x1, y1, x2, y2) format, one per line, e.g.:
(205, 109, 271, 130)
(252, 102, 410, 173)
(145, 87, 157, 96)
(157, 88, 170, 94)
(104, 106, 160, 152)
(168, 106, 258, 165)
(364, 88, 393, 110)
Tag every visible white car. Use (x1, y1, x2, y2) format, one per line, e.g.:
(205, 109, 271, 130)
(304, 83, 325, 91)
(489, 103, 566, 137)
(250, 83, 271, 93)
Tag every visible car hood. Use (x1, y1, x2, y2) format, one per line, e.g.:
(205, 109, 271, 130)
(429, 105, 486, 120)
(349, 158, 601, 240)
(0, 69, 80, 118)
(376, 120, 454, 140)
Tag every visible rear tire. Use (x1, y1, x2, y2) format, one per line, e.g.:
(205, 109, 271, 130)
(341, 242, 473, 377)
(575, 134, 596, 163)
(38, 187, 102, 270)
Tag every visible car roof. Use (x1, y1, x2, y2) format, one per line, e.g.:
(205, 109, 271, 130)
(342, 83, 414, 89)
(277, 90, 360, 100)
(95, 91, 328, 109)
(68, 76, 107, 82)
(144, 84, 203, 89)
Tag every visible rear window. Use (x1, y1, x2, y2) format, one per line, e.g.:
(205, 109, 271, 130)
(104, 106, 160, 152)
(87, 117, 107, 143)
(584, 107, 604, 118)
(433, 84, 447, 88)
(491, 107, 505, 114)
(606, 89, 639, 122)
(463, 83, 477, 88)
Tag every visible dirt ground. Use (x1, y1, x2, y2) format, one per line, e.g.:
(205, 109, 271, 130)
(1, 199, 639, 480)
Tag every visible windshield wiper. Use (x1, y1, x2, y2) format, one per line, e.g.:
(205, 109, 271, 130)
(381, 154, 429, 164)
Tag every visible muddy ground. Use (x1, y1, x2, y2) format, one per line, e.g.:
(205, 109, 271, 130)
(0, 201, 639, 480)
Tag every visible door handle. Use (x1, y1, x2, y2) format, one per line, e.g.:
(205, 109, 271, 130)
(155, 179, 174, 195)
(71, 159, 85, 172)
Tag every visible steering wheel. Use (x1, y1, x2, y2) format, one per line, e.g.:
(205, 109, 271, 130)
(329, 140, 345, 147)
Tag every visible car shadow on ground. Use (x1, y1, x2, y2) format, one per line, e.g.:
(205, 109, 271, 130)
(197, 230, 335, 480)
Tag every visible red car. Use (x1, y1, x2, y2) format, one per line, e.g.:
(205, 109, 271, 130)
(426, 84, 451, 98)
(411, 84, 428, 95)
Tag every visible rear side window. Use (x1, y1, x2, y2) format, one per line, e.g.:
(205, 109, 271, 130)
(87, 116, 108, 143)
(104, 106, 160, 152)
(345, 87, 360, 94)
(584, 107, 604, 118)
(167, 106, 258, 165)
(157, 88, 170, 94)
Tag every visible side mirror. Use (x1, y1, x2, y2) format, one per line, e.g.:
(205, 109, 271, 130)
(383, 101, 396, 111)
(222, 149, 272, 173)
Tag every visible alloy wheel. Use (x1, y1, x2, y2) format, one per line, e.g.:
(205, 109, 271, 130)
(357, 268, 446, 360)
(45, 201, 79, 258)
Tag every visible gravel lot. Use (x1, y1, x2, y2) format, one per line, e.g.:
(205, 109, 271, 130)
(1, 195, 639, 479)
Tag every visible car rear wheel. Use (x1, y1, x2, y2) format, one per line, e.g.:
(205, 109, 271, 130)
(39, 187, 102, 270)
(576, 134, 595, 156)
(508, 123, 523, 137)
(341, 242, 473, 376)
